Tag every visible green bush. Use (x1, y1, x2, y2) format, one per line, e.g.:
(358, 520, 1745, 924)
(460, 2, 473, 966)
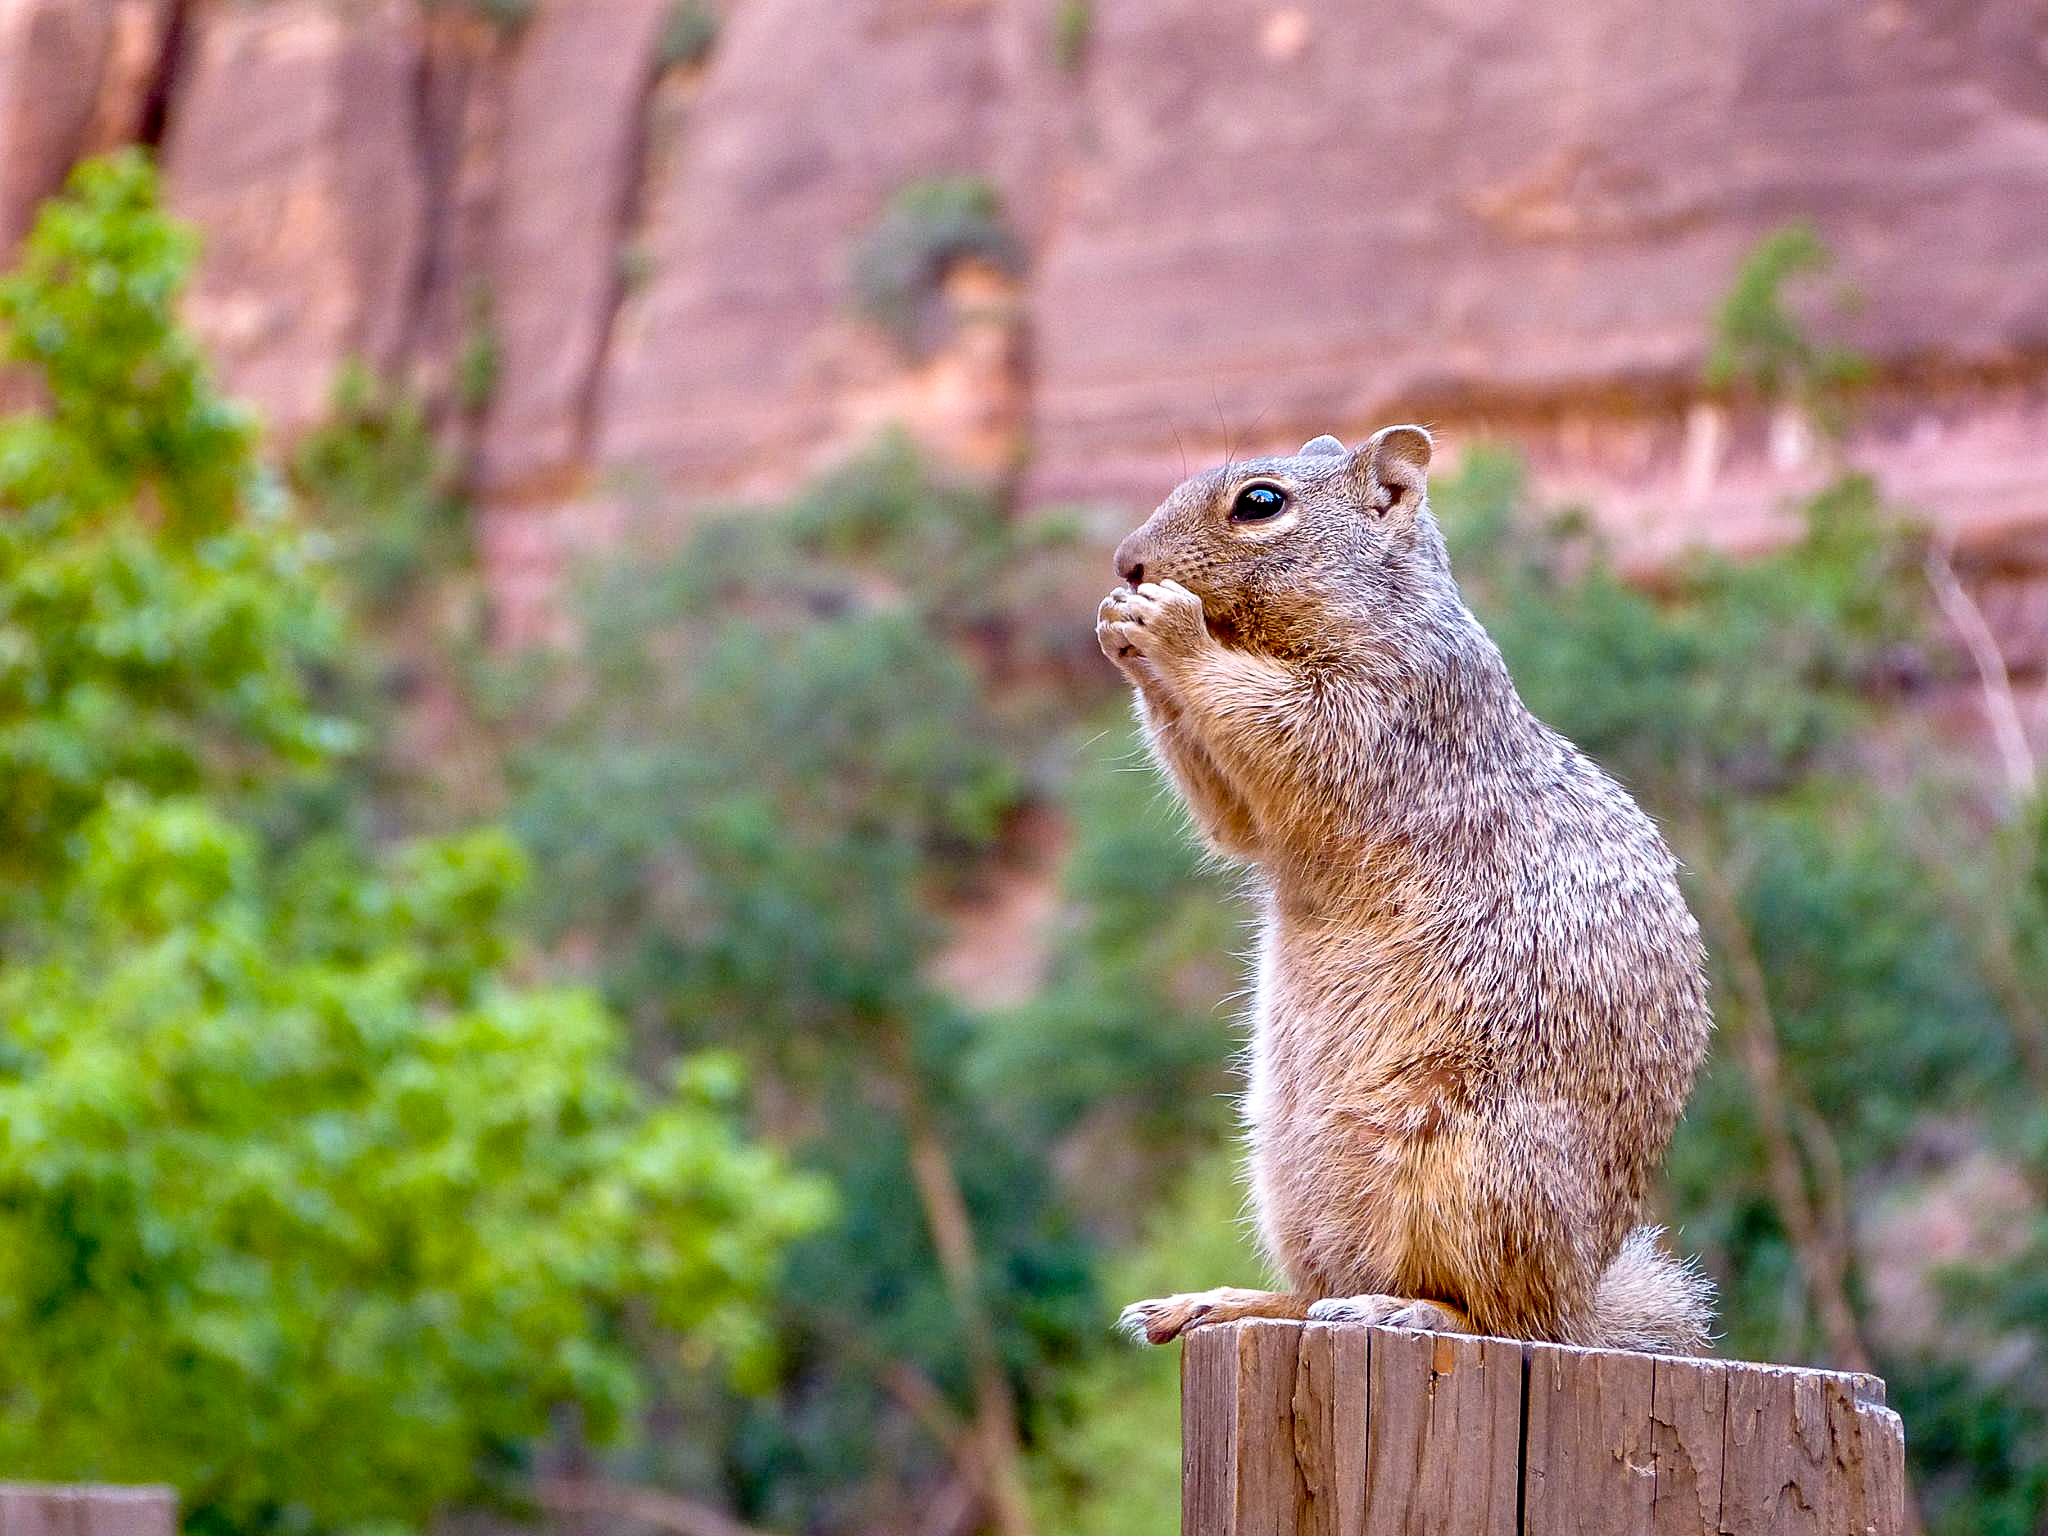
(658, 0, 720, 71)
(0, 152, 828, 1536)
(965, 709, 1243, 1162)
(0, 151, 345, 920)
(0, 796, 827, 1536)
(293, 365, 468, 613)
(510, 438, 1095, 1527)
(456, 282, 499, 414)
(849, 176, 1024, 354)
(1705, 224, 1870, 422)
(1053, 0, 1091, 71)
(426, 0, 535, 34)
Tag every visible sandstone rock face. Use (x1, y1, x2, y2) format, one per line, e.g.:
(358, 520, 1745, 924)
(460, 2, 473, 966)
(162, 0, 424, 434)
(0, 0, 113, 248)
(80, 0, 175, 153)
(1026, 0, 2048, 506)
(475, 0, 669, 495)
(592, 0, 1048, 495)
(2, 0, 2044, 693)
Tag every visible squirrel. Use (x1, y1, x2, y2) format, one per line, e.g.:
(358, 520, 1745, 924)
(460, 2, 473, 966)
(1097, 426, 1714, 1354)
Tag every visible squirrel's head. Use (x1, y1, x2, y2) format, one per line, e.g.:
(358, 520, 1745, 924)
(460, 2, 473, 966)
(1111, 425, 1449, 657)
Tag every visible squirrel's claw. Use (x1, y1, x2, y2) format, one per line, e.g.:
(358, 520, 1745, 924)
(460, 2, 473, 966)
(1116, 1294, 1211, 1345)
(1305, 1295, 1468, 1333)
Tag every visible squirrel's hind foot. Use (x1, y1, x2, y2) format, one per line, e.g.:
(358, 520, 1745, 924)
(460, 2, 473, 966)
(1305, 1295, 1470, 1333)
(1117, 1287, 1309, 1345)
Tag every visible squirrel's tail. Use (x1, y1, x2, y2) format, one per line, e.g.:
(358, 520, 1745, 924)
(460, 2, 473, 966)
(1589, 1226, 1715, 1355)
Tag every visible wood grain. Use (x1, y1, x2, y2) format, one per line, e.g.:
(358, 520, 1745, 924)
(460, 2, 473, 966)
(1180, 1323, 1907, 1536)
(1722, 1361, 1833, 1535)
(1329, 1328, 1374, 1536)
(1185, 1322, 1244, 1536)
(1522, 1341, 1657, 1536)
(1819, 1374, 1909, 1536)
(1233, 1320, 1308, 1536)
(1362, 1328, 1520, 1536)
(1648, 1354, 1728, 1534)
(1291, 1323, 1371, 1536)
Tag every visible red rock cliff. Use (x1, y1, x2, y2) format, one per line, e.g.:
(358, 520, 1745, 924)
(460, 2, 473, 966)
(4, 0, 2045, 690)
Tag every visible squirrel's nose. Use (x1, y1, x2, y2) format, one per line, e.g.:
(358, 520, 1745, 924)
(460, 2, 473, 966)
(1113, 529, 1148, 586)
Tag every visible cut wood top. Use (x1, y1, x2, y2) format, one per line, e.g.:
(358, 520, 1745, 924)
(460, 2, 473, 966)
(1182, 1322, 1906, 1536)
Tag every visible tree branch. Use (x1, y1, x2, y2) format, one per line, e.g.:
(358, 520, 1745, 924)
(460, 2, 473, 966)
(1925, 542, 2036, 801)
(894, 1060, 1037, 1536)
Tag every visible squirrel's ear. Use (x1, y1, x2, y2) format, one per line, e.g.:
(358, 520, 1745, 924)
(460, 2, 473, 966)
(1348, 424, 1432, 521)
(1297, 433, 1346, 458)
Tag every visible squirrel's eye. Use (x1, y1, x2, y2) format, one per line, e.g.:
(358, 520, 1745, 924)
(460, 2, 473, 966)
(1230, 484, 1288, 521)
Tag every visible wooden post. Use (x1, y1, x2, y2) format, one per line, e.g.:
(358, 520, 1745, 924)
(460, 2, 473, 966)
(1182, 1322, 1906, 1536)
(0, 1486, 177, 1536)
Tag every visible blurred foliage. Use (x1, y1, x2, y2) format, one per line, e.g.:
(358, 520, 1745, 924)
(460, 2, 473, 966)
(0, 797, 826, 1536)
(0, 153, 251, 525)
(0, 154, 823, 1536)
(964, 714, 1243, 1170)
(850, 177, 1024, 354)
(516, 437, 1032, 1053)
(457, 281, 500, 415)
(1706, 223, 1871, 425)
(511, 436, 1102, 1527)
(1443, 454, 1919, 804)
(426, 0, 534, 34)
(1052, 0, 1092, 72)
(1029, 1152, 1260, 1536)
(285, 361, 497, 848)
(0, 151, 347, 926)
(658, 0, 720, 72)
(291, 365, 468, 615)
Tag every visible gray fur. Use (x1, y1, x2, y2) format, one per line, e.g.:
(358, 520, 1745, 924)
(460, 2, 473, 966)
(1097, 427, 1714, 1352)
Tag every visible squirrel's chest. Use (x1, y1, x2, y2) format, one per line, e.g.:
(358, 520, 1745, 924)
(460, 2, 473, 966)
(1251, 907, 1468, 1046)
(1242, 928, 1492, 1291)
(1241, 917, 1501, 1150)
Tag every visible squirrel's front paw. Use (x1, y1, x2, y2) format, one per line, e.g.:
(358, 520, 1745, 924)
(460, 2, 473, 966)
(1096, 581, 1209, 673)
(1096, 590, 1148, 674)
